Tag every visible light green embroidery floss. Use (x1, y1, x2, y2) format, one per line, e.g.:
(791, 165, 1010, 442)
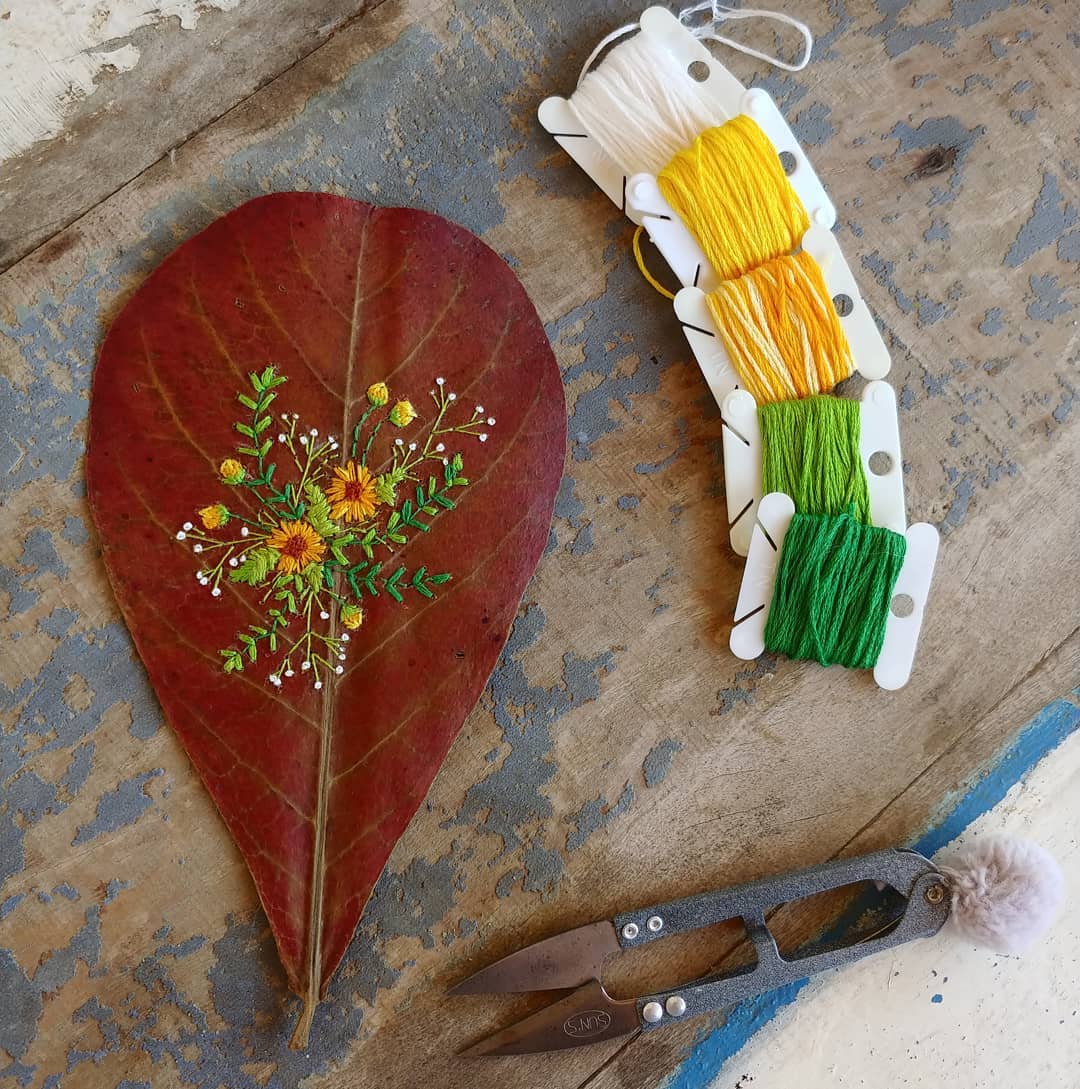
(763, 508, 907, 670)
(758, 395, 871, 523)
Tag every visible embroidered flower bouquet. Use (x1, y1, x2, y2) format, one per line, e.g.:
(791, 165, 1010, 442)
(175, 366, 494, 691)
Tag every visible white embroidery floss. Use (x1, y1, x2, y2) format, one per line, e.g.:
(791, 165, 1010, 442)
(566, 4, 813, 177)
(570, 27, 728, 176)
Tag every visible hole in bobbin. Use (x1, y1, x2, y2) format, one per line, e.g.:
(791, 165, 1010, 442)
(868, 451, 893, 476)
(778, 150, 797, 176)
(891, 593, 915, 618)
(687, 60, 710, 82)
(832, 293, 854, 317)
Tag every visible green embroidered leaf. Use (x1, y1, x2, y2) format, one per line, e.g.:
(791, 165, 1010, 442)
(238, 393, 258, 410)
(375, 475, 397, 506)
(255, 416, 272, 434)
(302, 563, 323, 594)
(304, 483, 336, 537)
(231, 547, 280, 586)
(219, 648, 244, 674)
(237, 445, 260, 457)
(429, 572, 452, 584)
(259, 439, 273, 458)
(386, 511, 400, 531)
(236, 422, 255, 438)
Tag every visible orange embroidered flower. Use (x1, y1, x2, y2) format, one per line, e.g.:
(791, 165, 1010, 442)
(340, 604, 363, 630)
(199, 503, 229, 529)
(266, 520, 326, 575)
(388, 399, 417, 427)
(219, 458, 245, 484)
(326, 461, 380, 523)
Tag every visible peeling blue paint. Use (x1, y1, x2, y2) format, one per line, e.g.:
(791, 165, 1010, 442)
(978, 307, 1004, 336)
(72, 769, 165, 846)
(1025, 273, 1073, 322)
(566, 782, 635, 851)
(643, 739, 683, 788)
(1005, 173, 1078, 268)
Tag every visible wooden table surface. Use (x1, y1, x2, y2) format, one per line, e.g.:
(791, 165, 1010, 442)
(1, 1, 1077, 1087)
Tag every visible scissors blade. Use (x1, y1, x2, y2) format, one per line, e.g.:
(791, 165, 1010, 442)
(449, 920, 620, 994)
(458, 979, 639, 1056)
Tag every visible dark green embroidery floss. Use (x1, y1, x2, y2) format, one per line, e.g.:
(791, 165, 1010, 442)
(759, 395, 871, 523)
(763, 508, 907, 670)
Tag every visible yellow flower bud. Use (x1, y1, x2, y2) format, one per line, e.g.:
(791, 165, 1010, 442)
(341, 604, 364, 630)
(199, 503, 230, 530)
(219, 458, 245, 484)
(388, 399, 417, 427)
(366, 381, 389, 407)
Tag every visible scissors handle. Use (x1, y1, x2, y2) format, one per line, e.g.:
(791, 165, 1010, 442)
(611, 848, 950, 1028)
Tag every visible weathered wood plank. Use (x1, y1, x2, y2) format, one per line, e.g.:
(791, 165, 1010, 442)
(0, 0, 1077, 1086)
(0, 0, 390, 272)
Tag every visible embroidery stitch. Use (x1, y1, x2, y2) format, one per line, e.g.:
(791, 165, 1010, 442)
(173, 366, 490, 689)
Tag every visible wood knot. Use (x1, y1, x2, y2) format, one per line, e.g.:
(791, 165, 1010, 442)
(907, 146, 958, 180)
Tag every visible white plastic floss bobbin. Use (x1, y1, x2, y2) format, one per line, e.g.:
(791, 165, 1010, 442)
(720, 379, 906, 557)
(729, 492, 940, 691)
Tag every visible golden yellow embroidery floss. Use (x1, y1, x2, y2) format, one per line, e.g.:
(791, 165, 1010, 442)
(644, 115, 853, 403)
(705, 249, 854, 403)
(657, 115, 810, 283)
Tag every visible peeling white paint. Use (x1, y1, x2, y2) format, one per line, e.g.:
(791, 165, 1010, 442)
(709, 727, 1080, 1088)
(0, 0, 242, 163)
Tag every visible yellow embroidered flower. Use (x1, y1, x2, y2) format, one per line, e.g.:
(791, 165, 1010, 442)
(340, 604, 363, 630)
(326, 461, 380, 523)
(199, 503, 230, 530)
(219, 458, 245, 484)
(366, 381, 389, 407)
(266, 520, 326, 575)
(388, 399, 417, 427)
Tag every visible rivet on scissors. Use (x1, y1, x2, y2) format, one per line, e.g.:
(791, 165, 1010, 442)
(622, 922, 640, 940)
(925, 882, 945, 904)
(642, 1001, 664, 1023)
(647, 915, 664, 932)
(665, 995, 687, 1017)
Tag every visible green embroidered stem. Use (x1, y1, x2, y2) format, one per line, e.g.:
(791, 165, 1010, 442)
(361, 418, 385, 467)
(763, 508, 906, 670)
(759, 395, 871, 524)
(351, 405, 378, 460)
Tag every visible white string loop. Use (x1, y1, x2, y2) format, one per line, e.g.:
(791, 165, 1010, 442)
(680, 1, 813, 72)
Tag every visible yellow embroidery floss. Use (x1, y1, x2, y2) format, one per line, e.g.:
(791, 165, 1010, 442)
(705, 249, 854, 403)
(657, 115, 810, 282)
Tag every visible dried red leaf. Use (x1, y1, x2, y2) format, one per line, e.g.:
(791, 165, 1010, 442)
(86, 194, 565, 1043)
